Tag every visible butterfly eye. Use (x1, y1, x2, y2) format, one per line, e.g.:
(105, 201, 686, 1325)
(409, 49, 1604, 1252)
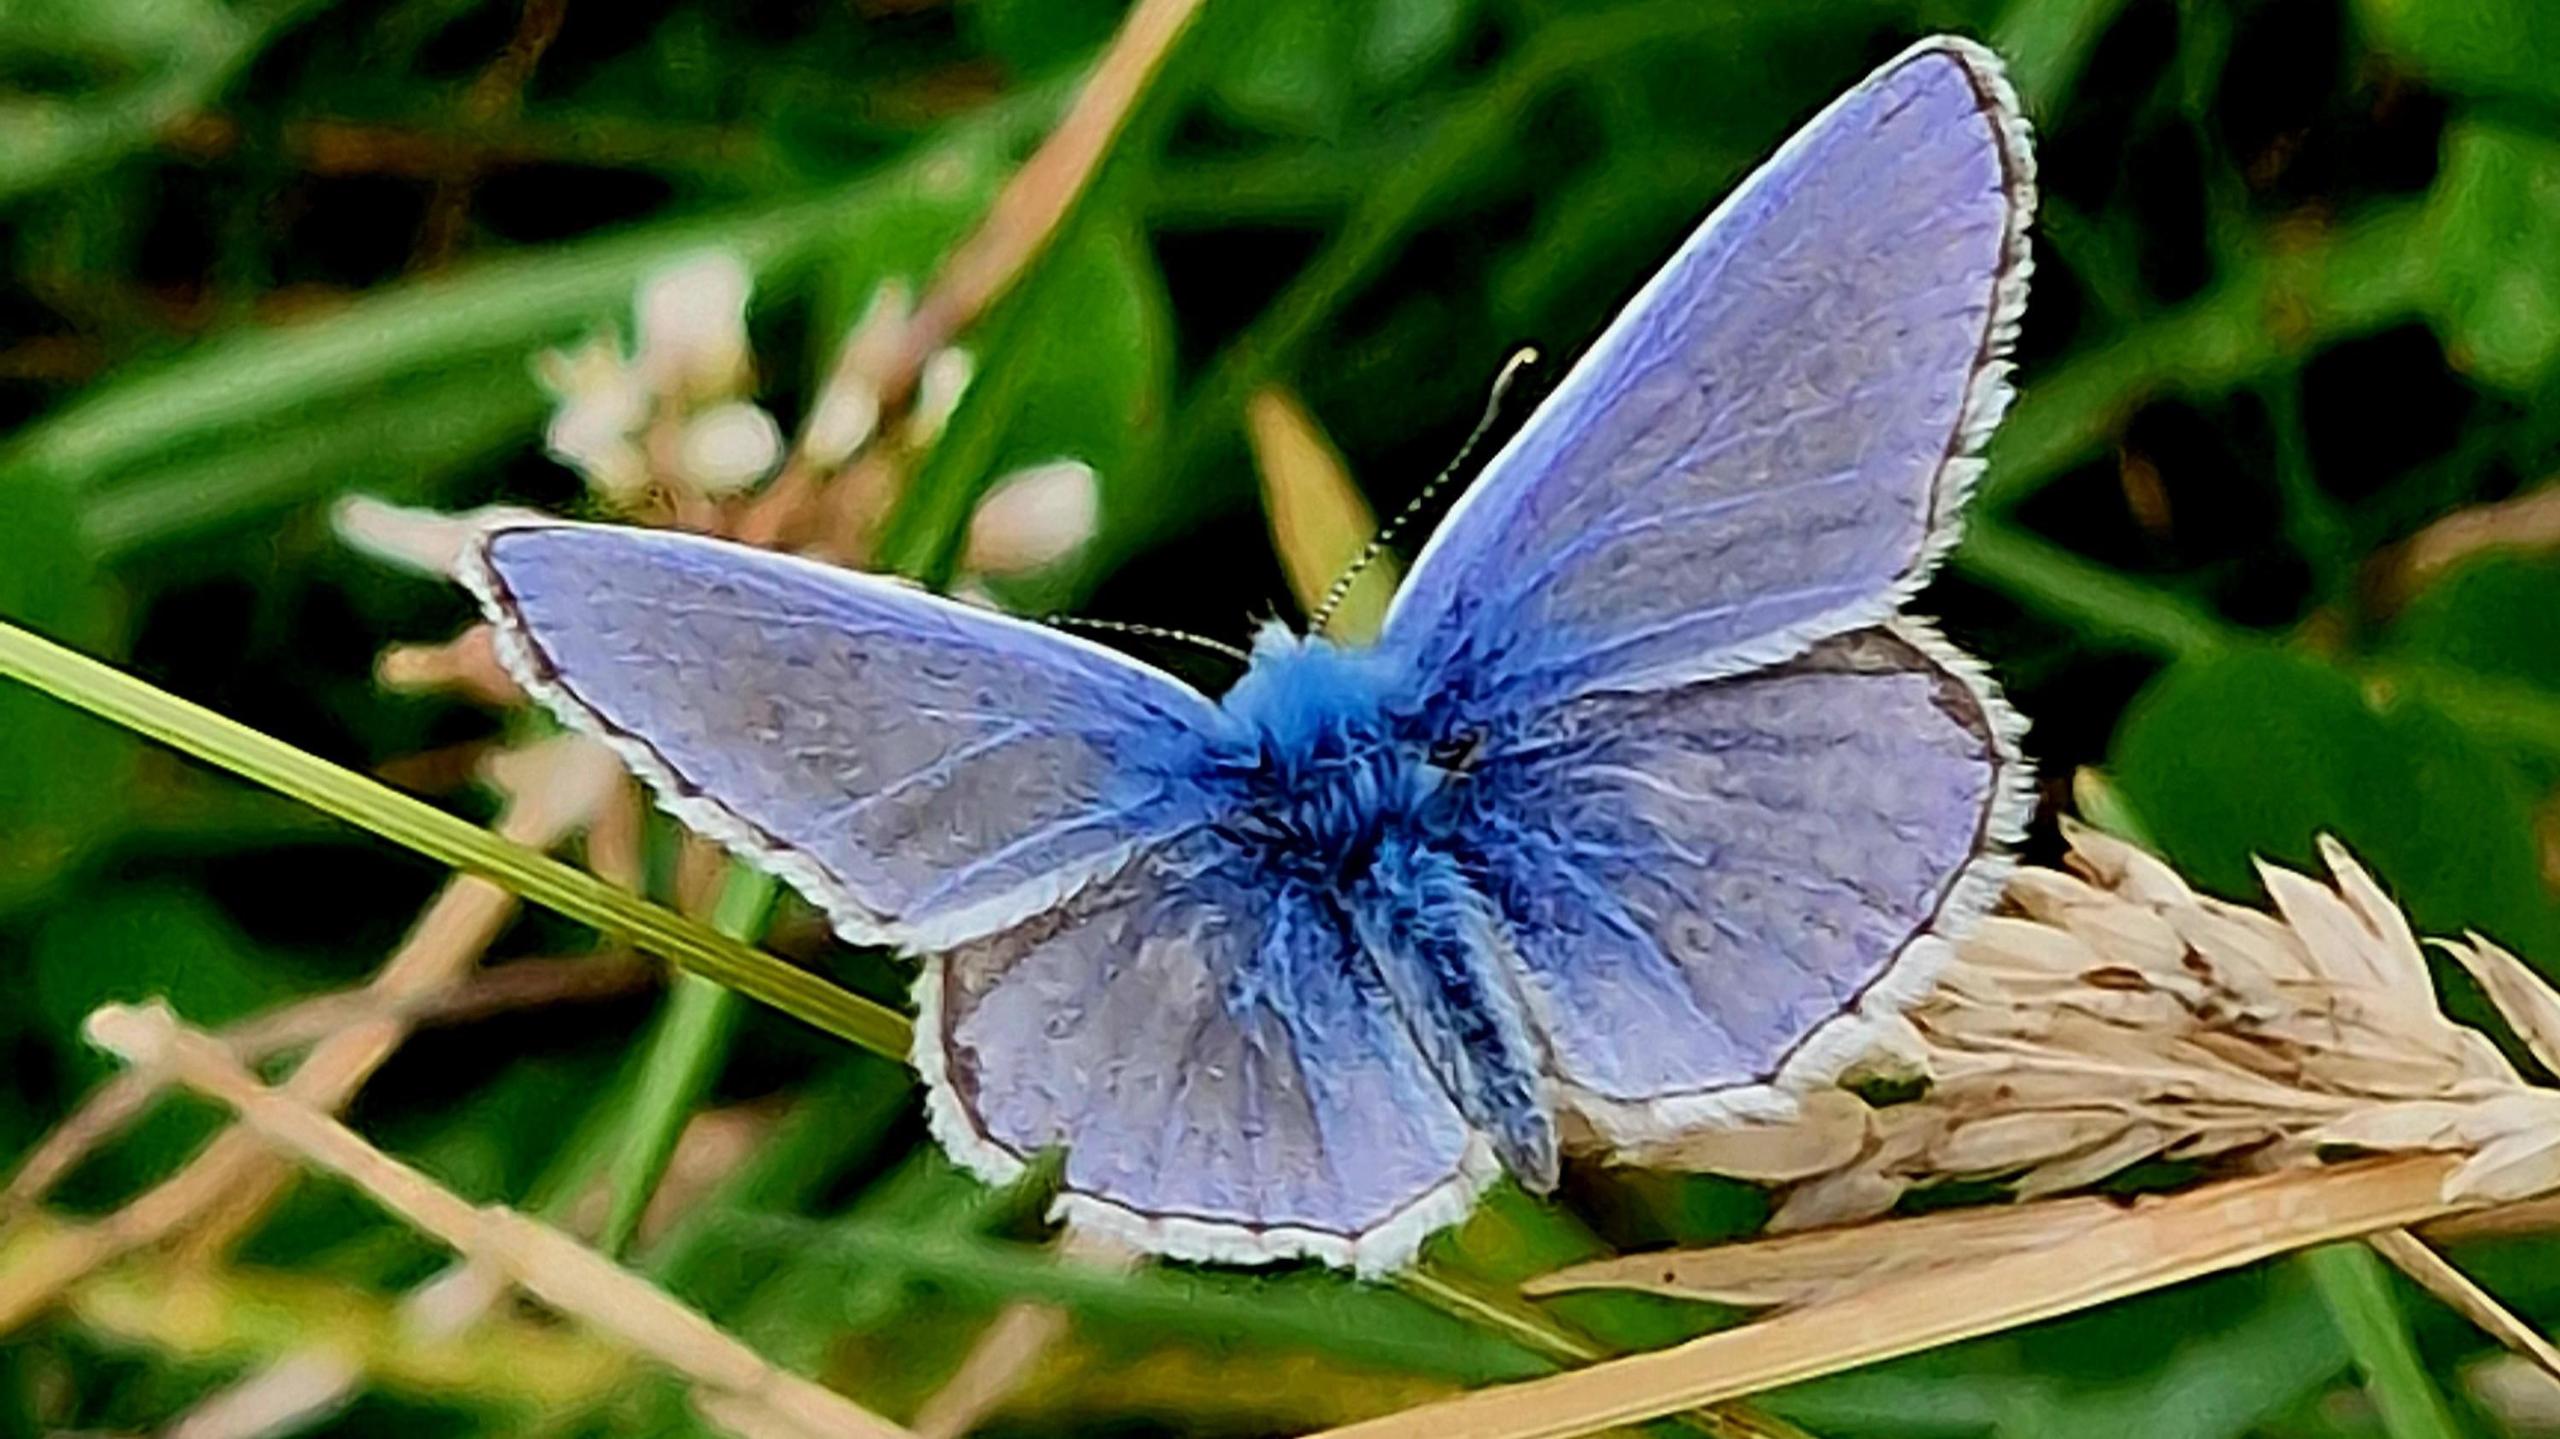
(1427, 732, 1482, 774)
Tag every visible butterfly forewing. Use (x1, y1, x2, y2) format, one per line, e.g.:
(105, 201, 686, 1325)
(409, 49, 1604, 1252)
(1384, 39, 2033, 708)
(468, 523, 1222, 949)
(1363, 36, 2036, 1142)
(473, 524, 1495, 1273)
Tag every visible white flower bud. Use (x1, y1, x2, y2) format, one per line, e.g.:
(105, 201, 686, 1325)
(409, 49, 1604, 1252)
(801, 379, 881, 469)
(634, 250, 754, 400)
(908, 346, 975, 446)
(536, 335, 652, 502)
(331, 496, 549, 579)
(676, 401, 785, 495)
(960, 460, 1100, 577)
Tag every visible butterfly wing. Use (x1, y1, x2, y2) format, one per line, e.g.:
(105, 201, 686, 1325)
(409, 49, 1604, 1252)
(473, 529, 1480, 1266)
(1393, 39, 2038, 1134)
(926, 832, 1493, 1273)
(465, 522, 1224, 950)
(1465, 624, 2026, 1140)
(1381, 38, 2033, 707)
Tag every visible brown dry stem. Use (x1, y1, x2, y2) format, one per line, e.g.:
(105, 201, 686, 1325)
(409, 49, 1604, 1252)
(885, 0, 1203, 400)
(6, 950, 650, 1212)
(84, 1000, 911, 1439)
(1313, 1156, 2472, 1439)
(2367, 1228, 2560, 1383)
(2371, 481, 2560, 613)
(0, 737, 621, 1334)
(176, 739, 625, 1261)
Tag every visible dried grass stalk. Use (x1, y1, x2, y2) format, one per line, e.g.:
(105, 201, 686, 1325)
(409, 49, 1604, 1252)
(161, 1347, 362, 1439)
(2365, 1229, 2560, 1383)
(0, 739, 625, 1335)
(177, 737, 627, 1261)
(83, 1001, 911, 1439)
(6, 952, 648, 1213)
(1317, 1155, 2471, 1439)
(1494, 824, 2560, 1439)
(1626, 823, 2560, 1233)
(1526, 1194, 2125, 1308)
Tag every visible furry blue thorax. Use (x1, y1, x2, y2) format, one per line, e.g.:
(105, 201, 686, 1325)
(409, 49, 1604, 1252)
(1217, 622, 1401, 755)
(1207, 623, 1456, 881)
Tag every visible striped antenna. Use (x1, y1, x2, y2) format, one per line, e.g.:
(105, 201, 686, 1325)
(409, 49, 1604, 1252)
(1044, 614, 1251, 666)
(1305, 346, 1541, 636)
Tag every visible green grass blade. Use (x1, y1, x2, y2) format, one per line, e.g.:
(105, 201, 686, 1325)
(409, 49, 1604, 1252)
(2303, 1244, 2470, 1439)
(0, 618, 911, 1060)
(4, 86, 1057, 500)
(598, 866, 776, 1256)
(721, 1214, 1550, 1383)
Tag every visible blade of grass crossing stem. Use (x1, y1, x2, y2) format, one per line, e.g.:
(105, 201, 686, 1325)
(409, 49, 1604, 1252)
(2302, 1244, 2469, 1439)
(0, 619, 910, 1059)
(599, 866, 778, 1256)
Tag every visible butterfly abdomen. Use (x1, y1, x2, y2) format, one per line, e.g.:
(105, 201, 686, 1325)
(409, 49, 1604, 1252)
(1346, 842, 1557, 1192)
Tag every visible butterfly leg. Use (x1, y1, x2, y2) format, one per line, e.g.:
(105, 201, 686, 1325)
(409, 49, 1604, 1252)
(1349, 842, 1557, 1191)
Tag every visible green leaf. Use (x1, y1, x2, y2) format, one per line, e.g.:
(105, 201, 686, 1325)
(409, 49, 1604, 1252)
(966, 0, 1124, 76)
(2429, 120, 2560, 390)
(0, 479, 132, 908)
(1208, 0, 1354, 137)
(83, 365, 548, 559)
(598, 866, 776, 1259)
(0, 0, 317, 205)
(714, 1214, 1549, 1384)
(0, 0, 230, 73)
(2390, 551, 2560, 697)
(402, 1051, 633, 1217)
(2355, 0, 2560, 108)
(2109, 644, 2560, 959)
(1361, 0, 1468, 82)
(2300, 1245, 2469, 1439)
(993, 213, 1175, 486)
(1995, 0, 2143, 113)
(1204, 0, 1470, 138)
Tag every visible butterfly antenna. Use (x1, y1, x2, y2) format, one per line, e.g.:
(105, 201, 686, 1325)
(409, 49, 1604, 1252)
(1306, 345, 1541, 636)
(1044, 614, 1251, 666)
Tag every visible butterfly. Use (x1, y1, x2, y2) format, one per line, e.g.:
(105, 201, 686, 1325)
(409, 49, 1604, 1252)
(463, 34, 2035, 1275)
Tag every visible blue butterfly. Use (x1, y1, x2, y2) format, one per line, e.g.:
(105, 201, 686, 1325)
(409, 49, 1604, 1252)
(464, 35, 2035, 1274)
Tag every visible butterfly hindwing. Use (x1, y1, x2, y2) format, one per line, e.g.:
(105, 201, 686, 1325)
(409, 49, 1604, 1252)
(1384, 38, 2033, 709)
(927, 833, 1493, 1273)
(467, 523, 1221, 949)
(1464, 624, 2027, 1139)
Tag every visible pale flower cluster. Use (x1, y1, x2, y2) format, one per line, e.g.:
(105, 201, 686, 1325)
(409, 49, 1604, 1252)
(539, 252, 783, 505)
(527, 247, 1098, 589)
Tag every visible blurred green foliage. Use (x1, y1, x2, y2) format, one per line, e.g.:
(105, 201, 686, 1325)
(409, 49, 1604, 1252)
(6, 0, 2560, 1435)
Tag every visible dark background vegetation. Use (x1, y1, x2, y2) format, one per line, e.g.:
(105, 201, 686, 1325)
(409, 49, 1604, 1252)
(7, 0, 2560, 1433)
